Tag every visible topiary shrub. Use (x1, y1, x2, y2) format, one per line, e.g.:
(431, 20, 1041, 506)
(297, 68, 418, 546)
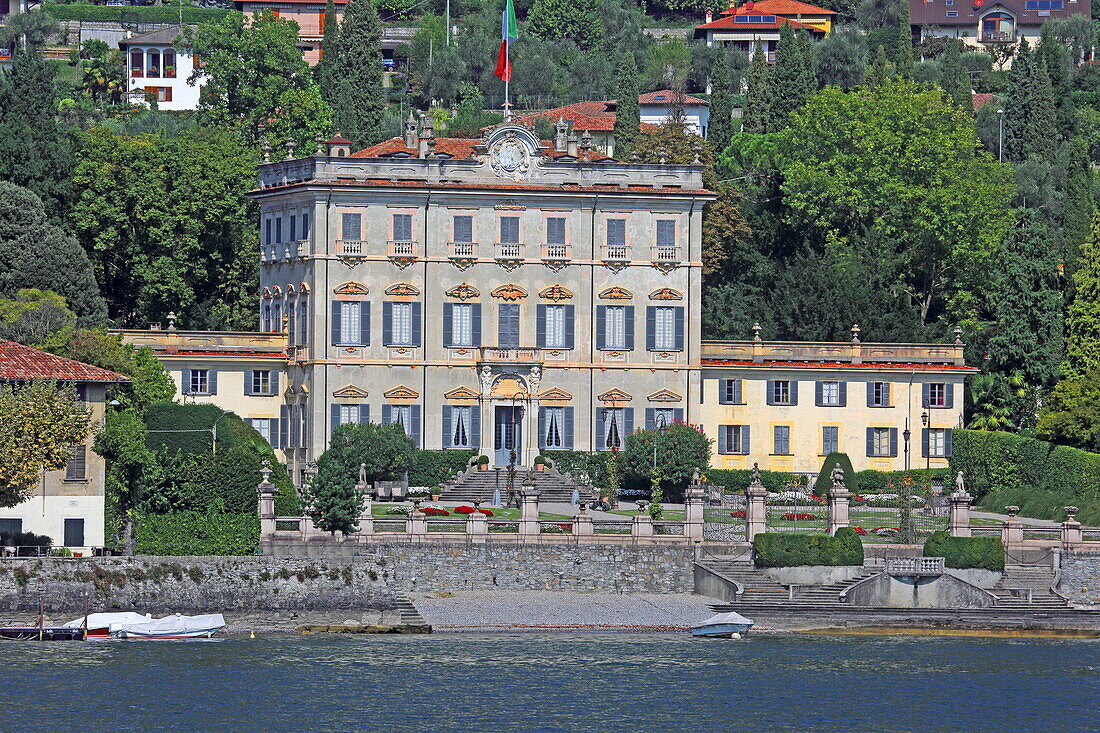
(409, 450, 475, 486)
(923, 531, 1004, 571)
(814, 452, 855, 495)
(752, 530, 864, 567)
(143, 402, 258, 456)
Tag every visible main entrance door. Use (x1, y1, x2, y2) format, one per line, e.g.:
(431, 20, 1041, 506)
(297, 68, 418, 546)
(494, 406, 523, 466)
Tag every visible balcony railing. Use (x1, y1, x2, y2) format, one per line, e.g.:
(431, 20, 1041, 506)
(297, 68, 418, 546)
(478, 347, 542, 364)
(701, 339, 968, 366)
(601, 245, 630, 261)
(541, 243, 571, 261)
(336, 240, 366, 256)
(448, 241, 478, 258)
(651, 246, 681, 263)
(981, 31, 1015, 43)
(495, 242, 524, 260)
(387, 240, 418, 258)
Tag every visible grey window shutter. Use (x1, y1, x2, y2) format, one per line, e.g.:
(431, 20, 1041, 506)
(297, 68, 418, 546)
(596, 409, 605, 450)
(182, 369, 192, 395)
(743, 425, 750, 453)
(470, 407, 480, 449)
(271, 371, 279, 396)
(718, 426, 728, 454)
(624, 306, 635, 350)
(867, 383, 876, 407)
(945, 383, 954, 409)
(443, 303, 454, 347)
(596, 306, 607, 350)
(537, 406, 546, 449)
(359, 301, 370, 345)
(300, 405, 309, 448)
(889, 428, 898, 457)
(268, 418, 280, 447)
(674, 307, 685, 351)
(342, 212, 360, 240)
(624, 408, 634, 436)
(734, 380, 743, 404)
(65, 445, 86, 480)
(646, 307, 656, 350)
(410, 405, 421, 447)
(719, 380, 730, 405)
(921, 427, 929, 458)
(922, 383, 931, 409)
(331, 301, 342, 344)
(563, 407, 574, 450)
(884, 383, 891, 406)
(766, 380, 776, 406)
(838, 381, 847, 407)
(815, 381, 823, 406)
(673, 408, 684, 422)
(331, 404, 341, 434)
(645, 407, 655, 431)
(279, 405, 289, 448)
(411, 302, 422, 347)
(209, 370, 218, 395)
(382, 404, 392, 424)
(442, 405, 453, 449)
(866, 427, 875, 456)
(382, 302, 393, 346)
(789, 380, 797, 405)
(564, 305, 575, 349)
(536, 305, 546, 347)
(471, 304, 482, 347)
(945, 428, 953, 457)
(244, 370, 254, 396)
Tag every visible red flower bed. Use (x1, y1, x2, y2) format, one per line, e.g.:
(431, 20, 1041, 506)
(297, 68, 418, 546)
(871, 526, 899, 533)
(455, 505, 493, 516)
(781, 512, 818, 521)
(852, 526, 868, 535)
(730, 510, 746, 518)
(420, 506, 450, 516)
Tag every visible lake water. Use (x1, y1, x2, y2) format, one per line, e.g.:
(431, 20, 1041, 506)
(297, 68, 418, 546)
(3, 632, 1098, 732)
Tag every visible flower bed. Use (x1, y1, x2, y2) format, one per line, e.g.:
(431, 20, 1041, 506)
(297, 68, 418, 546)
(852, 526, 867, 536)
(454, 505, 494, 516)
(729, 510, 746, 518)
(420, 506, 450, 516)
(872, 526, 899, 537)
(387, 505, 413, 516)
(780, 512, 819, 521)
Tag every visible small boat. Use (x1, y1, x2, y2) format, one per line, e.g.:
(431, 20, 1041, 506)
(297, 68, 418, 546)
(63, 612, 154, 639)
(0, 626, 85, 641)
(64, 612, 226, 640)
(691, 611, 755, 638)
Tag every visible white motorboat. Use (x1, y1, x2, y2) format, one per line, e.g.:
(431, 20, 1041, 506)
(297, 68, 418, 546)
(65, 612, 225, 640)
(691, 611, 754, 638)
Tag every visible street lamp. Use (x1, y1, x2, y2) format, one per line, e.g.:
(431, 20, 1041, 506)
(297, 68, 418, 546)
(921, 410, 930, 473)
(211, 409, 232, 455)
(507, 390, 528, 508)
(997, 108, 1005, 163)
(902, 417, 912, 472)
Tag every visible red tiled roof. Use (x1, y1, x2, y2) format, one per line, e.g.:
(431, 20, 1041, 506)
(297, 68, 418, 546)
(515, 101, 618, 132)
(351, 136, 613, 162)
(910, 0, 1091, 27)
(257, 178, 713, 197)
(328, 133, 353, 145)
(697, 15, 822, 31)
(0, 339, 130, 383)
(972, 93, 995, 112)
(702, 358, 977, 372)
(717, 0, 836, 15)
(639, 89, 708, 106)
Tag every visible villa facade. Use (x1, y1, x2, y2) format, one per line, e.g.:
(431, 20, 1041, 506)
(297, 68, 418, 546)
(119, 26, 203, 111)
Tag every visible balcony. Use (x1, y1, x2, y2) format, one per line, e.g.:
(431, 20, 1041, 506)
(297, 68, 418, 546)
(651, 246, 681, 264)
(495, 242, 524, 270)
(981, 31, 1016, 43)
(336, 240, 367, 256)
(448, 241, 478, 258)
(478, 347, 542, 366)
(541, 243, 571, 262)
(387, 240, 419, 268)
(600, 245, 630, 268)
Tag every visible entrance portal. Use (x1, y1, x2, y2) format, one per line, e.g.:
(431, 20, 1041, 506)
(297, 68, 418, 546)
(494, 405, 524, 466)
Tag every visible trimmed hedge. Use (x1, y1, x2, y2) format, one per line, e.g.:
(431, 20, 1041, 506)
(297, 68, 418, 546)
(133, 511, 259, 556)
(854, 468, 943, 494)
(44, 3, 233, 24)
(708, 467, 804, 492)
(950, 429, 1100, 524)
(409, 449, 475, 487)
(144, 402, 245, 456)
(814, 452, 855, 495)
(923, 531, 1005, 571)
(752, 528, 864, 568)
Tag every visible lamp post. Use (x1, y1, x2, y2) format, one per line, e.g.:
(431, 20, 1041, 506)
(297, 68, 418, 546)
(997, 108, 1005, 163)
(902, 417, 911, 472)
(211, 409, 232, 455)
(921, 410, 930, 473)
(507, 390, 528, 508)
(651, 414, 668, 519)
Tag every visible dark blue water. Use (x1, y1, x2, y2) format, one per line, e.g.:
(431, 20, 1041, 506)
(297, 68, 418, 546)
(2, 633, 1098, 732)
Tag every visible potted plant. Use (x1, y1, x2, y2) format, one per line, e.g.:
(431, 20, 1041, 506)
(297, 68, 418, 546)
(477, 455, 490, 471)
(534, 455, 547, 471)
(431, 485, 442, 501)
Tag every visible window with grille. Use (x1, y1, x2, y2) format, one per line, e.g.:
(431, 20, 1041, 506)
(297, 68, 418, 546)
(870, 382, 890, 407)
(450, 303, 473, 346)
(820, 381, 840, 406)
(720, 425, 749, 454)
(872, 427, 891, 456)
(252, 371, 272, 395)
(928, 383, 947, 408)
(772, 380, 791, 404)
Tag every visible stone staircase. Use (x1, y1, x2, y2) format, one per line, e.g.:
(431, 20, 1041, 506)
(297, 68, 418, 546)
(439, 466, 591, 504)
(992, 563, 1071, 611)
(394, 595, 430, 629)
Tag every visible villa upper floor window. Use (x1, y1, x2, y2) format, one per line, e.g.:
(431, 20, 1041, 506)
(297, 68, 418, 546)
(766, 379, 797, 406)
(656, 220, 676, 248)
(392, 213, 413, 241)
(500, 216, 520, 243)
(606, 219, 626, 247)
(453, 215, 473, 243)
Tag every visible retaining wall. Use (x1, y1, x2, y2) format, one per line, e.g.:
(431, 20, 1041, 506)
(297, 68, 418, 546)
(1061, 552, 1100, 608)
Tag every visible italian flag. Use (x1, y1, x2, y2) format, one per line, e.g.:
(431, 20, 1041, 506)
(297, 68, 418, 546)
(494, 0, 518, 82)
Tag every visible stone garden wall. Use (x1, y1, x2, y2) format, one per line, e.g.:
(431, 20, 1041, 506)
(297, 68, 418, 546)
(1060, 552, 1100, 608)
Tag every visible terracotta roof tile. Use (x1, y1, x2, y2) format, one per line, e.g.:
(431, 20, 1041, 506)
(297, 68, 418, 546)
(639, 89, 709, 106)
(972, 93, 995, 111)
(350, 136, 613, 162)
(0, 339, 130, 383)
(717, 0, 836, 15)
(327, 133, 353, 145)
(697, 15, 822, 31)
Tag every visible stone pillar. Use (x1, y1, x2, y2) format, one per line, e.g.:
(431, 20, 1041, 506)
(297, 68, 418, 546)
(827, 490, 851, 535)
(684, 479, 705, 541)
(519, 482, 542, 540)
(1061, 506, 1083, 550)
(745, 482, 768, 543)
(467, 501, 488, 543)
(1001, 505, 1024, 547)
(406, 500, 428, 540)
(257, 459, 277, 540)
(632, 501, 654, 537)
(358, 495, 373, 536)
(948, 489, 973, 537)
(573, 502, 594, 537)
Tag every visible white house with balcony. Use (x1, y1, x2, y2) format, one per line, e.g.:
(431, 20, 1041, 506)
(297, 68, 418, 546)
(119, 25, 204, 110)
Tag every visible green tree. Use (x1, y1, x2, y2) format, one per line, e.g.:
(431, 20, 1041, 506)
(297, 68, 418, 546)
(0, 183, 106, 325)
(814, 26, 867, 90)
(315, 0, 339, 88)
(185, 10, 332, 149)
(1002, 40, 1060, 162)
(863, 44, 893, 86)
(527, 0, 604, 52)
(77, 39, 126, 107)
(0, 289, 76, 348)
(613, 54, 641, 157)
(327, 0, 386, 148)
(940, 38, 970, 109)
(768, 24, 812, 131)
(894, 0, 914, 79)
(1037, 370, 1100, 452)
(95, 409, 162, 552)
(707, 51, 735, 151)
(778, 79, 1014, 327)
(51, 329, 176, 410)
(620, 422, 711, 501)
(0, 8, 58, 52)
(1064, 217, 1100, 378)
(0, 380, 95, 508)
(742, 45, 771, 134)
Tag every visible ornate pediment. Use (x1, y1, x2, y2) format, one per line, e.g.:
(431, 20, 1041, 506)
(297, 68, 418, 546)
(332, 384, 369, 399)
(491, 284, 528, 301)
(538, 387, 573, 401)
(333, 281, 369, 295)
(599, 286, 633, 300)
(261, 287, 273, 299)
(444, 385, 481, 399)
(649, 287, 683, 301)
(597, 388, 633, 403)
(385, 282, 421, 297)
(383, 385, 420, 399)
(538, 284, 573, 301)
(446, 283, 480, 301)
(647, 389, 682, 403)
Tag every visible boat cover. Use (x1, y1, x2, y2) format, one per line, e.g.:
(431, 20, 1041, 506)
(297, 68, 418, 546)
(696, 611, 754, 627)
(111, 613, 226, 636)
(63, 612, 151, 629)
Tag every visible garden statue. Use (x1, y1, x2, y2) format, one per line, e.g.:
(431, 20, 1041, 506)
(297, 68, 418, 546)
(358, 463, 367, 485)
(750, 462, 761, 485)
(831, 464, 846, 493)
(954, 470, 966, 495)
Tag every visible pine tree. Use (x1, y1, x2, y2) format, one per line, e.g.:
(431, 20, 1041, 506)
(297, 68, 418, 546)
(612, 54, 641, 158)
(1023, 59, 1059, 161)
(327, 0, 385, 148)
(1064, 217, 1100, 379)
(1002, 38, 1034, 162)
(795, 31, 816, 98)
(863, 44, 892, 87)
(769, 23, 810, 131)
(1036, 28, 1075, 138)
(894, 0, 914, 79)
(315, 0, 339, 88)
(742, 45, 772, 134)
(707, 51, 735, 152)
(940, 38, 970, 109)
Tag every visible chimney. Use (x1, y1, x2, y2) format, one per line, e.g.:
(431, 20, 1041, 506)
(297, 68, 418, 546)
(705, 7, 713, 22)
(554, 117, 570, 152)
(418, 115, 435, 158)
(404, 112, 417, 149)
(567, 131, 578, 158)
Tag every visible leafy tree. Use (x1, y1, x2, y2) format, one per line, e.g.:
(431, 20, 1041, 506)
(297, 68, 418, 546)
(863, 44, 893, 86)
(814, 25, 867, 90)
(613, 54, 641, 157)
(0, 381, 95, 508)
(0, 8, 59, 52)
(448, 82, 503, 136)
(528, 0, 604, 52)
(894, 0, 914, 79)
(1064, 217, 1100, 379)
(742, 45, 771, 134)
(777, 79, 1014, 328)
(95, 409, 162, 553)
(77, 39, 126, 107)
(0, 182, 106, 325)
(1037, 370, 1100, 452)
(327, 0, 386, 148)
(707, 51, 735, 151)
(645, 37, 691, 91)
(768, 24, 813, 132)
(0, 289, 76, 348)
(620, 422, 711, 501)
(185, 10, 332, 149)
(940, 38, 970, 109)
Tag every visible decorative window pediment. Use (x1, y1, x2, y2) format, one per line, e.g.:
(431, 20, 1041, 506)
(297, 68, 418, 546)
(298, 281, 310, 293)
(261, 287, 273, 299)
(446, 283, 480, 301)
(444, 385, 480, 399)
(383, 385, 420, 399)
(538, 284, 574, 301)
(649, 287, 683, 301)
(333, 281, 369, 295)
(539, 387, 573, 401)
(598, 388, 633, 403)
(647, 389, 682, 403)
(599, 286, 633, 300)
(285, 283, 296, 295)
(491, 284, 528, 301)
(332, 384, 369, 399)
(385, 282, 421, 297)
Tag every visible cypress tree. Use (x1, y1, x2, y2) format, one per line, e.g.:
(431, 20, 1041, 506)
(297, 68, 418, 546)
(612, 54, 641, 158)
(707, 51, 735, 152)
(769, 23, 809, 131)
(742, 45, 772, 134)
(895, 0, 914, 79)
(328, 0, 385, 148)
(1003, 38, 1034, 162)
(863, 44, 892, 87)
(1024, 60, 1060, 160)
(795, 31, 816, 98)
(940, 38, 970, 109)
(316, 0, 339, 88)
(1064, 217, 1100, 379)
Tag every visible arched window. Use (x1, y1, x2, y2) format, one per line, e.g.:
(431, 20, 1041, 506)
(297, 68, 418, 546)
(262, 302, 272, 333)
(130, 50, 143, 78)
(146, 49, 161, 78)
(981, 12, 1015, 42)
(163, 50, 176, 78)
